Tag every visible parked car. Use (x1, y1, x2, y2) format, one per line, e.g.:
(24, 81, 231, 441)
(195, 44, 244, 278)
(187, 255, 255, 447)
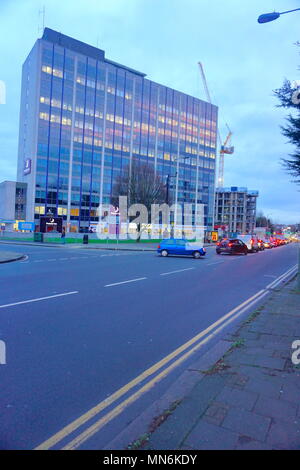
(257, 239, 265, 251)
(236, 234, 259, 253)
(263, 238, 273, 249)
(269, 236, 277, 248)
(276, 236, 287, 245)
(216, 238, 248, 255)
(157, 239, 206, 259)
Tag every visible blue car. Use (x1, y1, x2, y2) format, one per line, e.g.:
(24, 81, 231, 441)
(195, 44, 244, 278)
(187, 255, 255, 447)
(157, 238, 206, 259)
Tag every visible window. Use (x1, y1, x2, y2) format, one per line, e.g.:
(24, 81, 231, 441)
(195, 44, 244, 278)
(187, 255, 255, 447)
(35, 206, 45, 215)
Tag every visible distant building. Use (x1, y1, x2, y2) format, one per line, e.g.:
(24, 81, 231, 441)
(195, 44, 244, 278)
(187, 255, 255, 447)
(0, 181, 27, 230)
(17, 28, 218, 233)
(214, 186, 258, 235)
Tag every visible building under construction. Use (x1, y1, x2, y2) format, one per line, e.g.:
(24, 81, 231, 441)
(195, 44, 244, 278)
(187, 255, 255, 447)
(214, 186, 259, 235)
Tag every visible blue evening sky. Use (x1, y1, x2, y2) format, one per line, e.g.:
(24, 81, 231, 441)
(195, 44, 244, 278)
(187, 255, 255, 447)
(0, 0, 299, 223)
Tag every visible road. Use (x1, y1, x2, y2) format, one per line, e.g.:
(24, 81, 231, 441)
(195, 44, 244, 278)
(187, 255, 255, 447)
(0, 242, 297, 449)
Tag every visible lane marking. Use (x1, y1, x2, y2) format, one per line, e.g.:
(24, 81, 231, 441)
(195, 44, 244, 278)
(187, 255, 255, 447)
(266, 265, 297, 289)
(268, 266, 297, 289)
(35, 288, 267, 450)
(62, 288, 271, 450)
(104, 277, 147, 287)
(160, 268, 195, 276)
(35, 263, 297, 450)
(206, 261, 224, 266)
(0, 291, 79, 309)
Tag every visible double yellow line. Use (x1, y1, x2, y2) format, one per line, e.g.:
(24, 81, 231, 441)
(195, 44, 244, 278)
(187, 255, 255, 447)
(36, 286, 269, 450)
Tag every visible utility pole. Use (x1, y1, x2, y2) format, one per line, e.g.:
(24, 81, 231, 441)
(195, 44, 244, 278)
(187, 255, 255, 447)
(165, 175, 170, 205)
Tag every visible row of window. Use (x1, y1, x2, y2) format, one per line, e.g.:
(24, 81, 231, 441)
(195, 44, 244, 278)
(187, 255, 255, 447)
(41, 65, 216, 127)
(39, 109, 216, 142)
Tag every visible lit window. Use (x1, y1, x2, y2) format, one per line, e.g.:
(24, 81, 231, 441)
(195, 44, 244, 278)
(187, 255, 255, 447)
(57, 207, 67, 215)
(35, 206, 45, 215)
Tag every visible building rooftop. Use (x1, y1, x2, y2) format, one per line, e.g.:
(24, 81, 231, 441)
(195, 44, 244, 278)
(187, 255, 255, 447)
(216, 186, 259, 196)
(42, 28, 147, 78)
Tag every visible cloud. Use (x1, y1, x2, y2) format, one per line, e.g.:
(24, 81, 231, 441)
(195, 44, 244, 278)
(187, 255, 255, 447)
(0, 0, 299, 223)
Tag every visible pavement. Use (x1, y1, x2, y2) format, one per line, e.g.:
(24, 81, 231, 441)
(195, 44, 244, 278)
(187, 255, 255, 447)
(0, 239, 216, 251)
(0, 242, 298, 449)
(0, 251, 24, 263)
(128, 275, 300, 450)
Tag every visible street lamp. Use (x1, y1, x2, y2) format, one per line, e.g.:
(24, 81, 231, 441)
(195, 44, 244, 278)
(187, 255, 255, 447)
(258, 8, 300, 24)
(258, 7, 300, 289)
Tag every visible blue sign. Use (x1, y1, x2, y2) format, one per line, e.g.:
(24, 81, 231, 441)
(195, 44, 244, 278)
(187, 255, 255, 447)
(18, 222, 35, 231)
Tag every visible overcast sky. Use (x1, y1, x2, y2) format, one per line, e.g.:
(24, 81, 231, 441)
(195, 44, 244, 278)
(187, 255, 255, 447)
(0, 0, 299, 224)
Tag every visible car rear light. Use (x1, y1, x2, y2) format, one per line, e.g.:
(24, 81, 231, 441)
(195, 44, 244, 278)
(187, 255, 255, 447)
(157, 244, 160, 249)
(228, 242, 233, 247)
(217, 242, 220, 246)
(251, 239, 254, 244)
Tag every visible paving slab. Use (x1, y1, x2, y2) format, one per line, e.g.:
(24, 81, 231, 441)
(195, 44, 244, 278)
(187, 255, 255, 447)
(142, 276, 300, 450)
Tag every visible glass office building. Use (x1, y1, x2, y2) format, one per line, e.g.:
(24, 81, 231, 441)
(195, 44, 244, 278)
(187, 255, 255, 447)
(17, 28, 218, 232)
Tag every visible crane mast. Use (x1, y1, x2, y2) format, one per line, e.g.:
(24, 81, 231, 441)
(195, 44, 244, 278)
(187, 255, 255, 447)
(198, 62, 234, 187)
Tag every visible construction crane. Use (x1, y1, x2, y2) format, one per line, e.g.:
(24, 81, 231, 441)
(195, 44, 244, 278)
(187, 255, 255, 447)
(198, 62, 234, 187)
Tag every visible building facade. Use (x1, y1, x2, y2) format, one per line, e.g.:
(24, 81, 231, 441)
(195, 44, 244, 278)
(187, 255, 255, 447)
(214, 186, 258, 235)
(0, 181, 27, 230)
(17, 28, 218, 232)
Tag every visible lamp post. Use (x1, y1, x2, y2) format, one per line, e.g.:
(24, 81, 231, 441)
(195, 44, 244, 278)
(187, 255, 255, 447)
(258, 8, 300, 23)
(258, 8, 300, 289)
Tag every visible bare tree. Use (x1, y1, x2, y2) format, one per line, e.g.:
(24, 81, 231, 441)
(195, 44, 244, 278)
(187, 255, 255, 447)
(112, 160, 167, 211)
(112, 161, 168, 240)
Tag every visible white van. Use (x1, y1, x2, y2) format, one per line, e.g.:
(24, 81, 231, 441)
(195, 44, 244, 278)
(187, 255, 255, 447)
(237, 235, 259, 253)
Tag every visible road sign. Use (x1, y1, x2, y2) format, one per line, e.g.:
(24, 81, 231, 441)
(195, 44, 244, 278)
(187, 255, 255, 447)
(211, 231, 218, 242)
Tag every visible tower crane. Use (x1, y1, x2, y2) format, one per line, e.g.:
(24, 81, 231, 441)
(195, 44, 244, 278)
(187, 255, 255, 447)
(198, 62, 234, 187)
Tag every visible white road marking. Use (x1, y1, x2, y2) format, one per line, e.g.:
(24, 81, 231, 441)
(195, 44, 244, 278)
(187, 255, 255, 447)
(104, 277, 147, 287)
(206, 261, 224, 266)
(266, 265, 297, 289)
(0, 291, 79, 309)
(160, 267, 195, 276)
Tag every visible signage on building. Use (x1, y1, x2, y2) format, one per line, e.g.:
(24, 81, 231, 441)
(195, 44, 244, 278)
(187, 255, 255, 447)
(24, 159, 32, 175)
(40, 216, 63, 233)
(18, 222, 35, 231)
(214, 224, 228, 231)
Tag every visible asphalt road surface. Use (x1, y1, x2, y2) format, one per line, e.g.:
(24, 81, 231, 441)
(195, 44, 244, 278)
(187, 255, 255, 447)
(0, 242, 297, 449)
